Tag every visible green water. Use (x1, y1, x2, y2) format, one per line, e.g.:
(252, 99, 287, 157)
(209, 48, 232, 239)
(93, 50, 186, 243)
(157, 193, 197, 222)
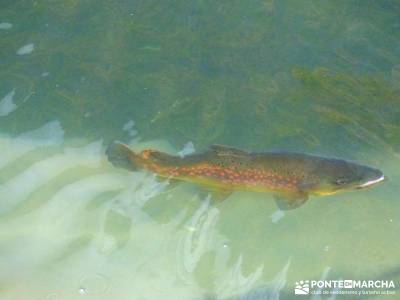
(0, 1, 400, 299)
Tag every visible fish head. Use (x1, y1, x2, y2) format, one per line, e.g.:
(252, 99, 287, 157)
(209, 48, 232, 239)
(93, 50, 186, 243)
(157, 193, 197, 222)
(307, 159, 385, 196)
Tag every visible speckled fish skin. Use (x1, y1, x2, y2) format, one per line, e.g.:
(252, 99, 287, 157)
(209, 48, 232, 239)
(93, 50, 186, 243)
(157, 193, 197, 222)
(106, 142, 385, 208)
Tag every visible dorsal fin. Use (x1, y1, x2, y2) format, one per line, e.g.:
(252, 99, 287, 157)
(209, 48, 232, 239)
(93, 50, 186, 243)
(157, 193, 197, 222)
(209, 144, 248, 157)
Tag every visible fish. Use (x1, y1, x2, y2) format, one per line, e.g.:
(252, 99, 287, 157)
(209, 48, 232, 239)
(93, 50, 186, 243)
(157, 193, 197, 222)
(106, 142, 386, 210)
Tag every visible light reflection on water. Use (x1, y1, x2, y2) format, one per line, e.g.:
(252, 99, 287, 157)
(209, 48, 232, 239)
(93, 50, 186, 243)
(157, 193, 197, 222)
(1, 2, 400, 298)
(0, 122, 273, 299)
(0, 121, 398, 300)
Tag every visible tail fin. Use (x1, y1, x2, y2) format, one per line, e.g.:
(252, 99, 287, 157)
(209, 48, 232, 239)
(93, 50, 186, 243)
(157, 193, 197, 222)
(106, 141, 138, 171)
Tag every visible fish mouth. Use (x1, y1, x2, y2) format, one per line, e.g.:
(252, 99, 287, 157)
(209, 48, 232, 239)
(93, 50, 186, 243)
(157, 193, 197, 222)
(356, 174, 386, 189)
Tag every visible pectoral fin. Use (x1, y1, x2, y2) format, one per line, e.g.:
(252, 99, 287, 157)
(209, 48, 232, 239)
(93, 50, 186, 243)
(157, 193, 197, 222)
(274, 192, 309, 210)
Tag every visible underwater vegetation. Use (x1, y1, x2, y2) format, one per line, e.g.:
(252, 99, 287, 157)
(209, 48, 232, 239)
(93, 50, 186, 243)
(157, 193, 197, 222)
(0, 0, 399, 161)
(288, 67, 400, 158)
(1, 1, 400, 299)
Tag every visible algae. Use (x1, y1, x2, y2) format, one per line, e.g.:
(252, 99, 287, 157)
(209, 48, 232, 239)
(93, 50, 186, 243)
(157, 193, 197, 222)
(1, 1, 400, 298)
(0, 0, 399, 155)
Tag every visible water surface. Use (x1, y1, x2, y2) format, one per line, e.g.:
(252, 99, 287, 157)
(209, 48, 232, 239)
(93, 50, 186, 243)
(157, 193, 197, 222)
(0, 1, 399, 299)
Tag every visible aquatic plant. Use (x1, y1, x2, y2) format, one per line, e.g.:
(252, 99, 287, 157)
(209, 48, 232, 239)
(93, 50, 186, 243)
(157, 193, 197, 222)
(1, 0, 399, 155)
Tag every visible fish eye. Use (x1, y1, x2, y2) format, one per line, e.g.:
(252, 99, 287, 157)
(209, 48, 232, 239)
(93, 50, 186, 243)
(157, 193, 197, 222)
(335, 178, 347, 185)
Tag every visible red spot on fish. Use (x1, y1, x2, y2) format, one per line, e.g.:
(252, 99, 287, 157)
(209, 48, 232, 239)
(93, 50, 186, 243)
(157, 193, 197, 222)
(142, 149, 156, 159)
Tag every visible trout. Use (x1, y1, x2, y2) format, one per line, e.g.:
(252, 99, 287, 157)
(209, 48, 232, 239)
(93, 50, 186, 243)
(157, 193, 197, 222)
(106, 142, 385, 210)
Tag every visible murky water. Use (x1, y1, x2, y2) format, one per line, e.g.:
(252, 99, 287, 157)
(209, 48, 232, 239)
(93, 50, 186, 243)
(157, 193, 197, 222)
(1, 1, 400, 299)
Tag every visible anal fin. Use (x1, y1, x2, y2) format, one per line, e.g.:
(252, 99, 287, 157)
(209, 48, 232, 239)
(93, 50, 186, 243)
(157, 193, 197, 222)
(211, 189, 233, 201)
(197, 187, 233, 201)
